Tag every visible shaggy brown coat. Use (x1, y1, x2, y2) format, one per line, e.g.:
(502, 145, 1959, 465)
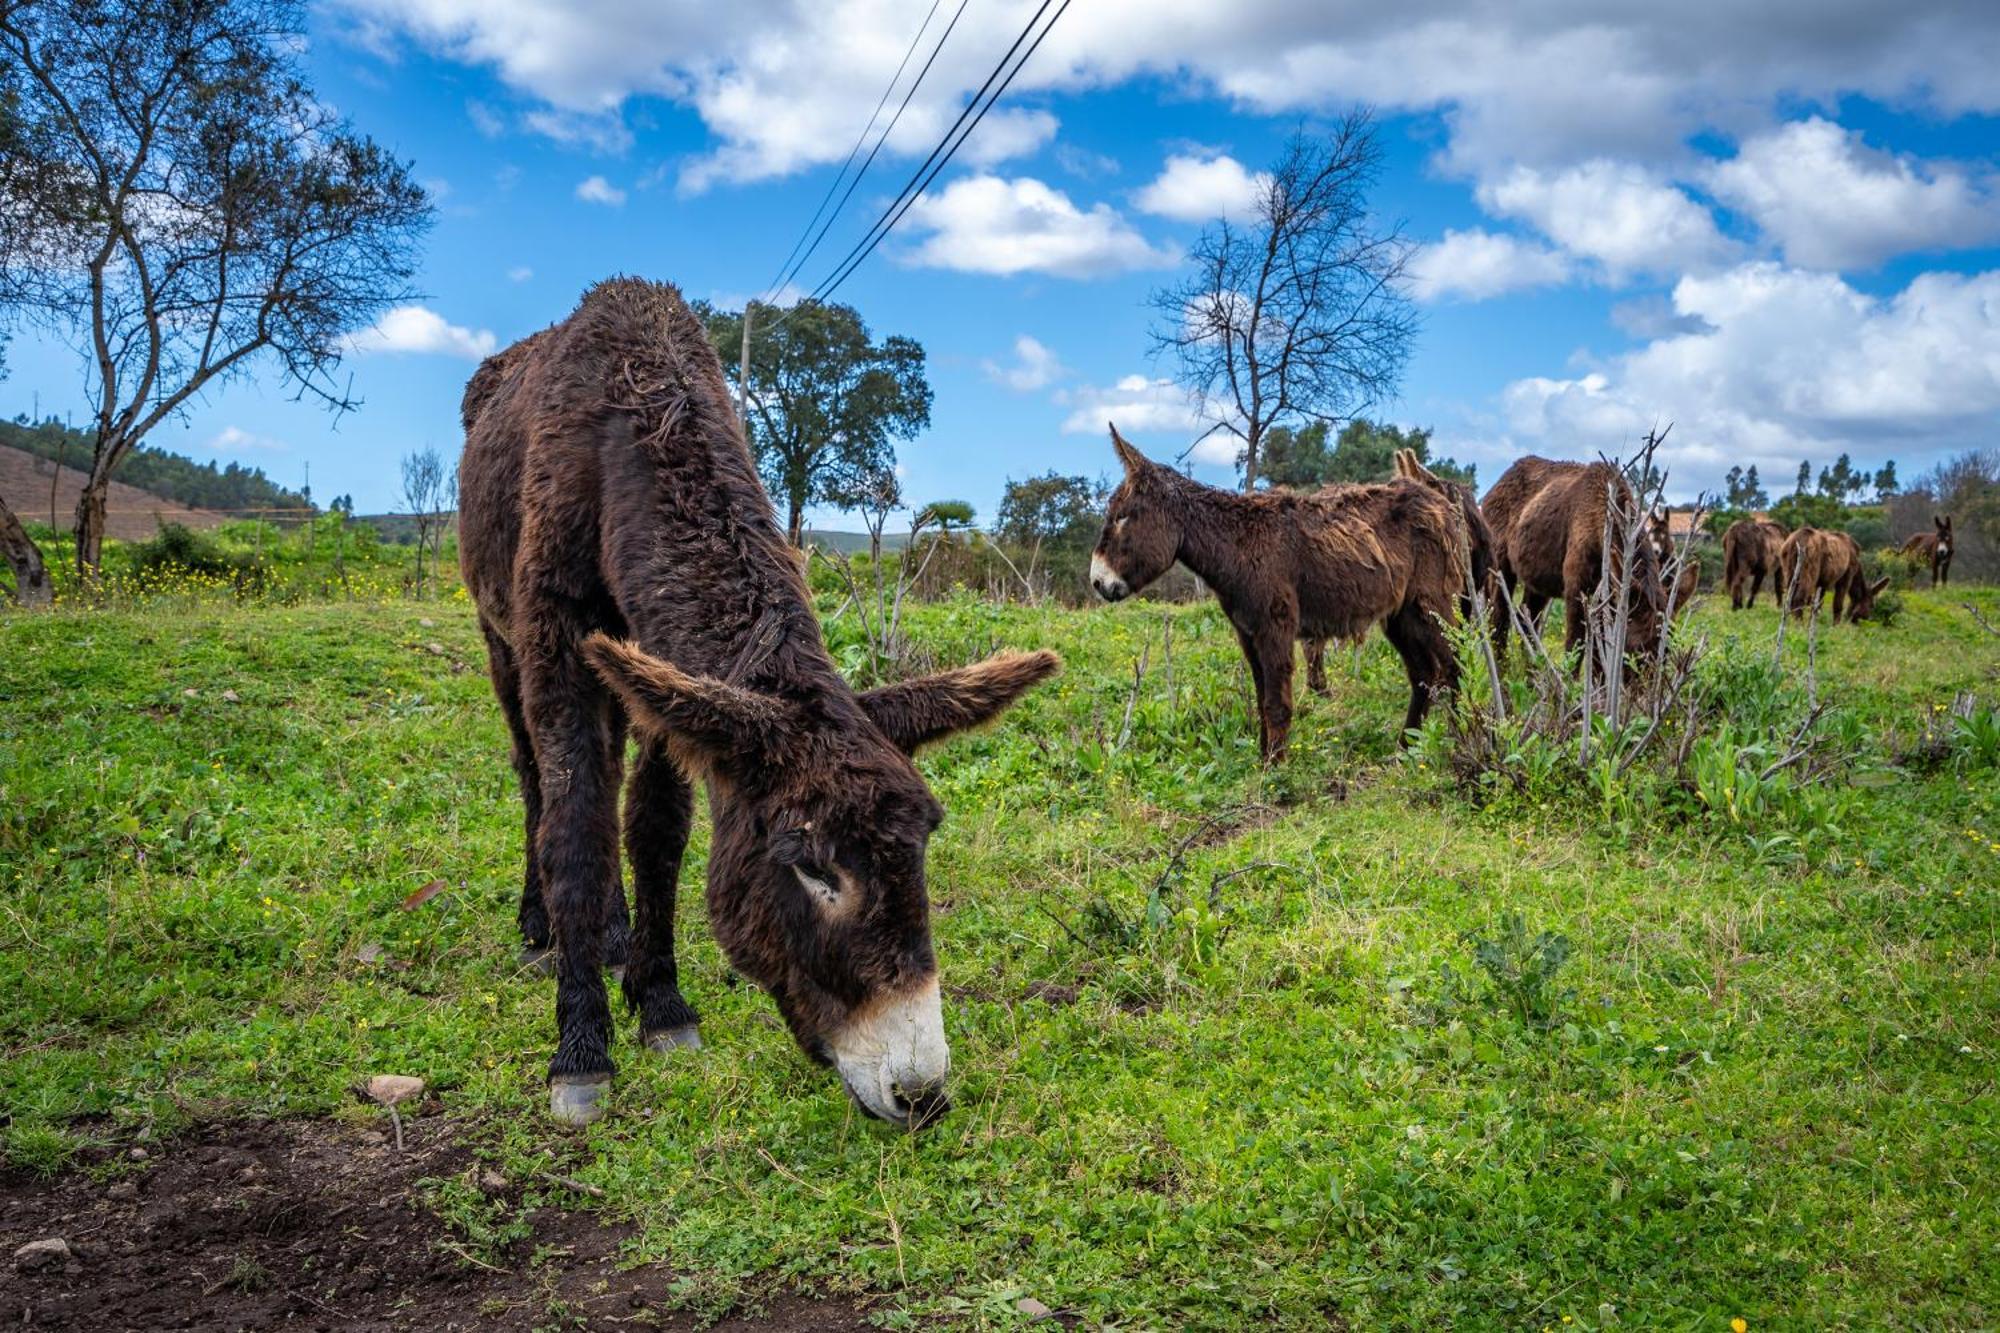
(1298, 449, 1494, 698)
(1481, 456, 1665, 657)
(1898, 515, 1954, 588)
(458, 278, 1057, 1126)
(1089, 427, 1474, 761)
(1722, 518, 1787, 610)
(1779, 526, 1889, 623)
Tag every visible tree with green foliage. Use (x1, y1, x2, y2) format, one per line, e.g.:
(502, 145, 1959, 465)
(1795, 460, 1812, 496)
(1, 0, 430, 576)
(701, 300, 930, 546)
(995, 472, 1106, 553)
(1258, 418, 1473, 491)
(1817, 453, 1869, 502)
(1872, 461, 1899, 504)
(1723, 464, 1769, 511)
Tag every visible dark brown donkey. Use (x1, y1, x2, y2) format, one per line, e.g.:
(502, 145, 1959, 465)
(1898, 515, 1955, 588)
(1722, 517, 1787, 609)
(1481, 456, 1664, 657)
(1089, 426, 1475, 761)
(459, 278, 1058, 1127)
(1779, 526, 1888, 622)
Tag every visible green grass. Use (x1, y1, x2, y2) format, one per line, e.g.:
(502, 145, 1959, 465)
(2, 588, 1998, 1329)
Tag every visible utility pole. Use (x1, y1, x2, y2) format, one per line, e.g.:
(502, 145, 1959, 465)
(737, 305, 753, 435)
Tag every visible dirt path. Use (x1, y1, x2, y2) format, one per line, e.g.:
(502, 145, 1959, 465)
(1, 1119, 873, 1331)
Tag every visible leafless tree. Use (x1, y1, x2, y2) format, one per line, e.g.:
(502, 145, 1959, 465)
(400, 446, 446, 595)
(0, 0, 432, 575)
(1150, 111, 1416, 491)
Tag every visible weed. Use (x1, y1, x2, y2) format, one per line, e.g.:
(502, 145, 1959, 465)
(1463, 912, 1574, 1029)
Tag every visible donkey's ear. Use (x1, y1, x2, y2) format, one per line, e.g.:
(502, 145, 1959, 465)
(1108, 423, 1149, 476)
(582, 633, 793, 774)
(858, 650, 1061, 754)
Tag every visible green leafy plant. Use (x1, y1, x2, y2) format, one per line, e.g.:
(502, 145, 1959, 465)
(1464, 912, 1574, 1030)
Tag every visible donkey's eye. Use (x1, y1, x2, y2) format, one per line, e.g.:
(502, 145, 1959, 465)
(1113, 516, 1128, 532)
(794, 866, 841, 909)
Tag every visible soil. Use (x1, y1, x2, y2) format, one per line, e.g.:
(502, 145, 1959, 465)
(1, 1118, 876, 1332)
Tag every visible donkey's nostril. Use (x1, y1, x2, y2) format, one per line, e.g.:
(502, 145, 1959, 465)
(892, 1082, 951, 1129)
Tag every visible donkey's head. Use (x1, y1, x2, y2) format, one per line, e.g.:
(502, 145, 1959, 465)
(1937, 514, 1954, 557)
(583, 635, 1059, 1128)
(1091, 424, 1184, 602)
(1846, 572, 1892, 623)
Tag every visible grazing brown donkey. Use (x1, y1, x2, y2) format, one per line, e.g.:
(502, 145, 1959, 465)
(1779, 526, 1889, 622)
(459, 278, 1058, 1126)
(1481, 456, 1665, 657)
(1898, 515, 1955, 587)
(1722, 517, 1787, 609)
(1089, 426, 1474, 761)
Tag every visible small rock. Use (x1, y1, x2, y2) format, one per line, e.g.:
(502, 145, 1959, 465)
(419, 618, 436, 628)
(14, 1238, 72, 1272)
(107, 1181, 139, 1202)
(366, 1074, 425, 1105)
(477, 1168, 509, 1194)
(127, 1147, 149, 1161)
(220, 688, 240, 703)
(356, 942, 384, 965)
(181, 688, 199, 699)
(359, 1130, 387, 1146)
(424, 642, 447, 656)
(1015, 1297, 1054, 1321)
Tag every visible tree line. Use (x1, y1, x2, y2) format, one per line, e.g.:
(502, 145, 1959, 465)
(0, 415, 312, 515)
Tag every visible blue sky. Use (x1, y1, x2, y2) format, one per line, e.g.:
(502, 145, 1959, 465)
(8, 1, 2000, 521)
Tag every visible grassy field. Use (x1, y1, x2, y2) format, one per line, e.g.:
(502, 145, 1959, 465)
(2, 585, 1997, 1329)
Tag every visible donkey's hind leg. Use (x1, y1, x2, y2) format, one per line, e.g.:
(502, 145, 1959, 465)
(1303, 637, 1330, 697)
(480, 620, 553, 963)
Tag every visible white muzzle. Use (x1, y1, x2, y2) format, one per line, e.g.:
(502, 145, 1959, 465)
(826, 975, 950, 1127)
(1089, 552, 1129, 601)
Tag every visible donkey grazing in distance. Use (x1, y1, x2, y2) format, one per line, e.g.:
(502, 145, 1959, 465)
(1779, 526, 1889, 623)
(1722, 517, 1787, 610)
(459, 278, 1058, 1127)
(1898, 515, 1955, 588)
(1482, 456, 1666, 659)
(1089, 426, 1477, 761)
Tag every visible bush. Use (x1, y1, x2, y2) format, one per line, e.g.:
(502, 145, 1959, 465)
(130, 522, 270, 593)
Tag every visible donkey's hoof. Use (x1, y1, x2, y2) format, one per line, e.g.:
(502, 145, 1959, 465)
(643, 1025, 702, 1054)
(549, 1077, 610, 1126)
(518, 945, 557, 975)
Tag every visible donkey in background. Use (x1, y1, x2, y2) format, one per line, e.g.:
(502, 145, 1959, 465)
(1722, 517, 1787, 609)
(1898, 515, 1955, 588)
(1089, 426, 1478, 761)
(1779, 526, 1890, 623)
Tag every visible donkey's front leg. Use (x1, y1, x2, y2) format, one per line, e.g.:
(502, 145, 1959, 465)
(622, 739, 702, 1053)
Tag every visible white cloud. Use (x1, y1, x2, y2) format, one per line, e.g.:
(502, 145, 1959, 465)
(343, 305, 499, 360)
(900, 175, 1176, 278)
(1407, 228, 1570, 303)
(1134, 152, 1269, 223)
(525, 107, 633, 155)
(206, 426, 289, 453)
(958, 108, 1060, 168)
(1498, 263, 2000, 494)
(507, 265, 534, 282)
(1706, 117, 2000, 271)
(574, 174, 627, 206)
(1058, 373, 1216, 458)
(1477, 161, 1735, 279)
(332, 2, 2000, 194)
(983, 335, 1066, 392)
(466, 99, 506, 138)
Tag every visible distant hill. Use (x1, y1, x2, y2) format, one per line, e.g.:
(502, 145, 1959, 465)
(0, 415, 312, 515)
(801, 529, 910, 555)
(0, 443, 226, 540)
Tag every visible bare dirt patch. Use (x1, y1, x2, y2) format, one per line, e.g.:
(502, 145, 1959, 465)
(2, 1119, 874, 1332)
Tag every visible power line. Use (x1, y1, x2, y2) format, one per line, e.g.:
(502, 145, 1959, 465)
(777, 0, 1072, 325)
(757, 0, 964, 307)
